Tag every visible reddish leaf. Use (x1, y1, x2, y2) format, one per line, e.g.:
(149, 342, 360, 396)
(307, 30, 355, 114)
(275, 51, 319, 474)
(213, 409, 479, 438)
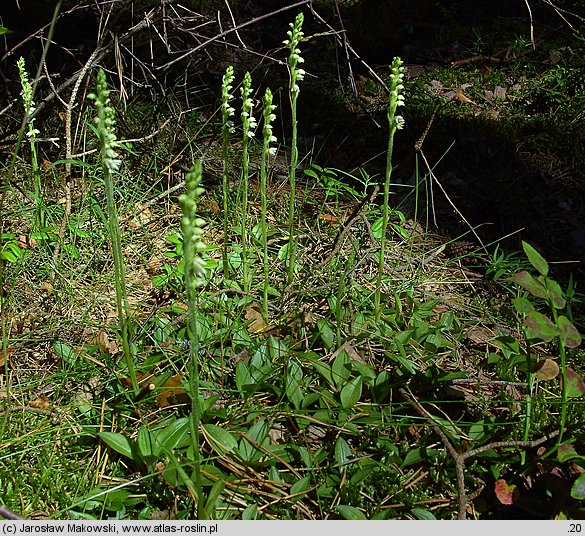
(557, 316, 582, 348)
(510, 271, 548, 300)
(545, 278, 566, 309)
(565, 368, 585, 398)
(524, 311, 560, 342)
(557, 444, 578, 463)
(495, 479, 519, 505)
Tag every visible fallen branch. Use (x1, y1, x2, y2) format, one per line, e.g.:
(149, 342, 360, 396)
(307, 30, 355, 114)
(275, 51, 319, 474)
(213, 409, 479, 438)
(399, 387, 561, 519)
(0, 505, 25, 520)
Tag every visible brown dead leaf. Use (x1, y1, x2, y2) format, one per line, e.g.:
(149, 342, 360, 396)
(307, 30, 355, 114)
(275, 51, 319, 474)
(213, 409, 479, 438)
(18, 235, 37, 250)
(94, 330, 119, 355)
(330, 340, 367, 365)
(533, 359, 560, 381)
(320, 213, 339, 224)
(157, 374, 188, 408)
(203, 200, 220, 213)
(40, 281, 53, 293)
(0, 347, 11, 367)
(466, 325, 496, 345)
(245, 306, 266, 333)
(29, 395, 51, 409)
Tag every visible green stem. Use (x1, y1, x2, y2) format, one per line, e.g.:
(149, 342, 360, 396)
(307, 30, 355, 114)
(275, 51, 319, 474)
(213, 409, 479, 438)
(103, 162, 137, 394)
(521, 332, 533, 465)
(180, 162, 206, 518)
(222, 128, 230, 278)
(241, 131, 250, 292)
(374, 122, 397, 321)
(286, 92, 299, 285)
(550, 303, 567, 448)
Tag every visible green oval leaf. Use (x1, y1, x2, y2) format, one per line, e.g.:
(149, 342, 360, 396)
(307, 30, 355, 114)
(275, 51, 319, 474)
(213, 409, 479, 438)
(202, 424, 238, 454)
(336, 505, 367, 520)
(411, 507, 436, 520)
(571, 474, 585, 500)
(242, 504, 258, 520)
(98, 432, 135, 460)
(334, 436, 352, 468)
(290, 475, 311, 502)
(545, 278, 566, 309)
(513, 297, 535, 314)
(565, 368, 585, 398)
(137, 426, 160, 459)
(285, 361, 304, 410)
(522, 241, 548, 276)
(156, 417, 190, 451)
(317, 318, 335, 350)
(340, 376, 362, 409)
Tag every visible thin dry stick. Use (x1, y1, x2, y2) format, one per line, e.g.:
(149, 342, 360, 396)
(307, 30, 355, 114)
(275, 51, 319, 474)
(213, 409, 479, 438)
(0, 506, 25, 520)
(159, 0, 311, 70)
(319, 184, 379, 267)
(399, 387, 561, 519)
(524, 0, 536, 50)
(419, 149, 488, 253)
(52, 46, 102, 265)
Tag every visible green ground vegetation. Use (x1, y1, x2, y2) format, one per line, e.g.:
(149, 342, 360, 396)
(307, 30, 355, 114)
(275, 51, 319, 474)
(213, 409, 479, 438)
(1, 7, 585, 521)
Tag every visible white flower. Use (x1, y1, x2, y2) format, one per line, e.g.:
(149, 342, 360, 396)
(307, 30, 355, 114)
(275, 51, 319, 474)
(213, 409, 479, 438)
(395, 116, 405, 129)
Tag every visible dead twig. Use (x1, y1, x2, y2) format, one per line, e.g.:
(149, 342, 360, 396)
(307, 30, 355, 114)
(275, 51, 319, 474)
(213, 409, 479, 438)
(319, 184, 379, 267)
(0, 506, 25, 520)
(399, 387, 561, 519)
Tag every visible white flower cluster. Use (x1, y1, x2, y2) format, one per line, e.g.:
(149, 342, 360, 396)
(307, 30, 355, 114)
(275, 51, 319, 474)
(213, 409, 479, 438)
(262, 88, 278, 157)
(389, 57, 406, 130)
(284, 13, 305, 94)
(89, 69, 122, 174)
(17, 57, 40, 139)
(241, 72, 257, 139)
(179, 162, 207, 290)
(221, 66, 236, 134)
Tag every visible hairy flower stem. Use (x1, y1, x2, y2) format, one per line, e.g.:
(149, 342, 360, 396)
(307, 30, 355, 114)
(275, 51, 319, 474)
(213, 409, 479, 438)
(240, 72, 256, 293)
(90, 69, 138, 394)
(284, 13, 305, 285)
(17, 57, 43, 228)
(260, 88, 277, 321)
(374, 57, 405, 322)
(221, 66, 235, 278)
(179, 162, 207, 518)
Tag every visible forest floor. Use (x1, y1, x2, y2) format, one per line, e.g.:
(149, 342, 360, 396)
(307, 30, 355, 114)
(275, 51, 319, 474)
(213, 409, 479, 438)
(1, 1, 585, 521)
